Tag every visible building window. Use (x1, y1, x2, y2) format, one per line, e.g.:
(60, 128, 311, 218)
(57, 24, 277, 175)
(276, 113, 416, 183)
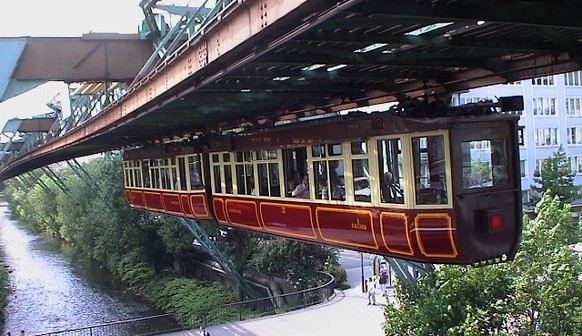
(460, 97, 489, 105)
(571, 156, 582, 174)
(518, 127, 526, 147)
(534, 127, 559, 147)
(531, 76, 555, 86)
(565, 71, 582, 86)
(532, 97, 556, 116)
(520, 159, 527, 177)
(565, 98, 582, 116)
(503, 81, 521, 85)
(567, 127, 582, 145)
(535, 158, 545, 173)
(521, 190, 530, 204)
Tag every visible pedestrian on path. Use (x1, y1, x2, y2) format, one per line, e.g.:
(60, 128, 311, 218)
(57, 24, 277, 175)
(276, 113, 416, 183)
(198, 325, 210, 336)
(367, 277, 376, 305)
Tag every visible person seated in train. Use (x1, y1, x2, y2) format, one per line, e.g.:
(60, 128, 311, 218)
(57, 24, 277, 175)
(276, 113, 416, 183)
(318, 177, 328, 199)
(247, 175, 257, 195)
(190, 170, 203, 188)
(291, 175, 310, 198)
(329, 161, 345, 200)
(493, 165, 508, 186)
(381, 171, 395, 202)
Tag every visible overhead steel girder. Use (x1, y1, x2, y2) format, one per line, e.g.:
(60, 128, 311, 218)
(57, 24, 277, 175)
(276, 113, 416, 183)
(0, 0, 340, 178)
(357, 0, 582, 30)
(297, 30, 573, 54)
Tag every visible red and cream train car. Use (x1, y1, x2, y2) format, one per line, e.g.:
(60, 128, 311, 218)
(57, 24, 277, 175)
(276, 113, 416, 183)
(123, 111, 522, 265)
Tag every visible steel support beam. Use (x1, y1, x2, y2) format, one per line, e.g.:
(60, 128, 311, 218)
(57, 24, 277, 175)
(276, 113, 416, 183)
(179, 218, 256, 300)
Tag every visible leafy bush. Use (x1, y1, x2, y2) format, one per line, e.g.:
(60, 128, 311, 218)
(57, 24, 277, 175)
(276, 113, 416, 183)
(384, 193, 581, 335)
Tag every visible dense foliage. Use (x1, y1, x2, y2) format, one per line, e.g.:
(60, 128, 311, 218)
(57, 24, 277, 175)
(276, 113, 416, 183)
(3, 154, 341, 325)
(3, 155, 234, 326)
(383, 193, 581, 335)
(530, 146, 579, 206)
(0, 250, 7, 330)
(250, 238, 342, 289)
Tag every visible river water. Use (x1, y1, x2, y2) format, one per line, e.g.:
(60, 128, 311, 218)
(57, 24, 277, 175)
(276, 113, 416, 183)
(0, 201, 161, 335)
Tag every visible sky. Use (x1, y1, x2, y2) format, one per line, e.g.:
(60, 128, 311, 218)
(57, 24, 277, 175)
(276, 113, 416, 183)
(0, 0, 145, 132)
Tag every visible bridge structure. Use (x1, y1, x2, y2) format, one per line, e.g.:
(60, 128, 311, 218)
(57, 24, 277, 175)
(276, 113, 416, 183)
(1, 0, 582, 179)
(0, 0, 581, 291)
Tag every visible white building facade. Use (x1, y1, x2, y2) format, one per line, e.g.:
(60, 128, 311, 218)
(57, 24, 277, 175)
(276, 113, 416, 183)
(455, 71, 582, 205)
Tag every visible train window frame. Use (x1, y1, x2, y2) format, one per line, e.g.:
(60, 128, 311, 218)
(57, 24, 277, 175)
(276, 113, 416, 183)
(186, 154, 205, 191)
(283, 147, 310, 200)
(142, 159, 151, 188)
(410, 130, 453, 209)
(126, 160, 144, 188)
(154, 158, 177, 191)
(235, 150, 255, 196)
(374, 136, 406, 206)
(177, 157, 188, 191)
(350, 140, 372, 203)
(461, 139, 510, 190)
(254, 149, 282, 197)
(310, 142, 346, 202)
(149, 159, 161, 189)
(210, 151, 234, 195)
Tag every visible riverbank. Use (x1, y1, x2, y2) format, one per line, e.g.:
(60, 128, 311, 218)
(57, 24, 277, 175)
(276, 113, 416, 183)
(0, 203, 163, 334)
(0, 247, 7, 330)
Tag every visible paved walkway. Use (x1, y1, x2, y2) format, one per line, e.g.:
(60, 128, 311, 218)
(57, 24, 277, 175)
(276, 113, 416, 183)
(164, 252, 393, 336)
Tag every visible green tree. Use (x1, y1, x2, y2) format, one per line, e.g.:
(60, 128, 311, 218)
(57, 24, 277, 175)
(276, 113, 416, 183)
(250, 238, 338, 289)
(530, 146, 579, 207)
(383, 193, 581, 335)
(511, 193, 581, 334)
(471, 158, 492, 185)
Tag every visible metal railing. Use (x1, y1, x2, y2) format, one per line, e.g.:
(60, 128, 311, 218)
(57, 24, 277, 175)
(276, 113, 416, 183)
(33, 314, 181, 336)
(33, 272, 335, 336)
(186, 272, 335, 328)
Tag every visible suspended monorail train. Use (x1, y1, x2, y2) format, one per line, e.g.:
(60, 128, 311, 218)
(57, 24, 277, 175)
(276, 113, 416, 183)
(122, 99, 523, 265)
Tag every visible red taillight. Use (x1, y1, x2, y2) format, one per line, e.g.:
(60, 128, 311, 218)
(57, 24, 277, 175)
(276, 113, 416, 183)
(489, 213, 504, 232)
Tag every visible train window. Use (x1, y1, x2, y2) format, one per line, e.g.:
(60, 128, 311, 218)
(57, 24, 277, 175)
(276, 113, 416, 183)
(377, 138, 404, 204)
(187, 155, 204, 190)
(313, 161, 328, 200)
(283, 147, 308, 198)
(235, 151, 255, 195)
(351, 141, 367, 154)
(312, 144, 326, 158)
(213, 165, 222, 193)
(412, 135, 448, 205)
(256, 150, 280, 197)
(124, 161, 143, 188)
(159, 158, 174, 190)
(224, 164, 233, 194)
(312, 143, 345, 201)
(133, 162, 143, 188)
(170, 158, 178, 190)
(210, 152, 233, 194)
(123, 162, 130, 187)
(462, 139, 509, 189)
(328, 143, 342, 156)
(142, 160, 151, 188)
(150, 159, 161, 189)
(178, 157, 187, 190)
(351, 140, 370, 202)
